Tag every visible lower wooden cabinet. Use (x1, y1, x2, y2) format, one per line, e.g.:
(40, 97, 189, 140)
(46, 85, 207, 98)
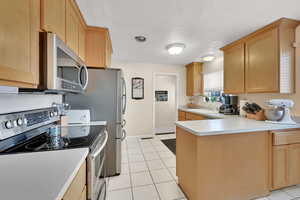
(272, 145, 288, 189)
(178, 111, 186, 121)
(287, 144, 300, 186)
(185, 112, 206, 120)
(272, 130, 300, 189)
(79, 186, 87, 200)
(178, 110, 206, 121)
(62, 161, 86, 200)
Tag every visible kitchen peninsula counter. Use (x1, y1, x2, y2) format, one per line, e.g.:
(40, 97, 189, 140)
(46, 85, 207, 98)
(175, 117, 300, 136)
(175, 117, 300, 200)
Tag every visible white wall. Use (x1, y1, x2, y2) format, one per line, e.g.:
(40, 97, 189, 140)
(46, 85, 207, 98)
(203, 56, 224, 91)
(0, 94, 62, 114)
(155, 75, 176, 133)
(112, 61, 187, 136)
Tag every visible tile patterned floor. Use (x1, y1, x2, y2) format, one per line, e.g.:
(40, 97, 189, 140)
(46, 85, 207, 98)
(107, 133, 300, 200)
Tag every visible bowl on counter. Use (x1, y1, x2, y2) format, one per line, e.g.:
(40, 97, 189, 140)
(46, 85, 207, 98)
(264, 106, 285, 121)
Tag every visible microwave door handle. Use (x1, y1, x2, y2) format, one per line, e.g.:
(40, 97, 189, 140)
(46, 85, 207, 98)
(78, 65, 89, 90)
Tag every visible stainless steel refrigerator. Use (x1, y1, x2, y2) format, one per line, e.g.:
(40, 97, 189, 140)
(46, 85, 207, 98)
(65, 68, 127, 176)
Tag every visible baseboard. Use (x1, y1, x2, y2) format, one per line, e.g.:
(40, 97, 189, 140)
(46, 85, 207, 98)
(126, 134, 154, 139)
(155, 127, 175, 134)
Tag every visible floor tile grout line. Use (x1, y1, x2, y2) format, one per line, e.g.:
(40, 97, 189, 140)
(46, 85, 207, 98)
(125, 139, 135, 200)
(118, 136, 181, 200)
(138, 137, 163, 200)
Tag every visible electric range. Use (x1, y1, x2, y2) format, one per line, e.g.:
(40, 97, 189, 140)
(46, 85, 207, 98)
(0, 108, 106, 154)
(0, 107, 108, 200)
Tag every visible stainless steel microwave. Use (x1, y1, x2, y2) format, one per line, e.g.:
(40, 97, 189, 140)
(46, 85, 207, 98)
(40, 32, 88, 93)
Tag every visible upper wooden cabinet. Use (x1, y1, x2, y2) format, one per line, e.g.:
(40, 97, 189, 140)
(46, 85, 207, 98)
(41, 0, 66, 42)
(0, 0, 40, 88)
(66, 0, 80, 55)
(186, 62, 203, 96)
(221, 18, 299, 94)
(245, 28, 279, 93)
(85, 27, 113, 68)
(41, 0, 86, 61)
(223, 43, 245, 94)
(78, 22, 86, 61)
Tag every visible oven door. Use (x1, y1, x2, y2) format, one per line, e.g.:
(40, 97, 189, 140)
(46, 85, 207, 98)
(87, 130, 108, 200)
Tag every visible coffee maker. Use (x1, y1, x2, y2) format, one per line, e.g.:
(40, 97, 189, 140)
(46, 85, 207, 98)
(219, 94, 239, 115)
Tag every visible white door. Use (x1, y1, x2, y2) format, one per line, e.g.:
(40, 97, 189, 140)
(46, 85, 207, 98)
(154, 75, 176, 134)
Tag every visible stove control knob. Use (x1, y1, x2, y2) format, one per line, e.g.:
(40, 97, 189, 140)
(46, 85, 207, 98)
(17, 118, 23, 126)
(5, 121, 13, 129)
(50, 112, 54, 118)
(13, 120, 18, 127)
(54, 111, 58, 116)
(23, 118, 28, 125)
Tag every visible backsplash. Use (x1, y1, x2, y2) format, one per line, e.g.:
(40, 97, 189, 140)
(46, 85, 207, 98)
(238, 93, 300, 115)
(0, 94, 62, 114)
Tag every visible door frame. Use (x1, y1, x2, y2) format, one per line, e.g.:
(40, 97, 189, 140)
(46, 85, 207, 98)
(152, 72, 179, 135)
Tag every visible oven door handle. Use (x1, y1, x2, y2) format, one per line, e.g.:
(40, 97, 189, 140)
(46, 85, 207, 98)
(90, 129, 108, 159)
(97, 179, 107, 200)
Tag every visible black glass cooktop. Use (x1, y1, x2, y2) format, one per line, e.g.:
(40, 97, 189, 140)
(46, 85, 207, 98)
(0, 124, 106, 154)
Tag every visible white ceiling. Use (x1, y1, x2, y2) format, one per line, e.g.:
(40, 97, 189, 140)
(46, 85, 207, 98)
(76, 0, 300, 65)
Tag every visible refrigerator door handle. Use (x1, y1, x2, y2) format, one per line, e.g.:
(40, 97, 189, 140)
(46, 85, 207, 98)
(121, 119, 126, 128)
(121, 129, 127, 141)
(121, 77, 127, 115)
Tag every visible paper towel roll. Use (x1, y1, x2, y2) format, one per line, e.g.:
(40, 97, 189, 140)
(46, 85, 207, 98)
(239, 100, 248, 117)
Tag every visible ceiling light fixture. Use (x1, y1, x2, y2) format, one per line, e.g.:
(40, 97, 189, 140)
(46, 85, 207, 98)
(166, 43, 186, 55)
(202, 55, 215, 62)
(134, 36, 147, 42)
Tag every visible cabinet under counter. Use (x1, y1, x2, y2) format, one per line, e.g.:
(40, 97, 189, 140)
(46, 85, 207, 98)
(176, 127, 270, 200)
(175, 118, 300, 200)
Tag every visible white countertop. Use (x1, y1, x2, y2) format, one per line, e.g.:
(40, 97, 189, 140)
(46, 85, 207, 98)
(0, 148, 89, 200)
(176, 107, 300, 136)
(178, 107, 230, 119)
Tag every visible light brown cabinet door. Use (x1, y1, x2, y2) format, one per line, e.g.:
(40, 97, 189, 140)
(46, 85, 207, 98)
(245, 28, 279, 93)
(223, 43, 245, 94)
(178, 111, 186, 121)
(185, 112, 206, 120)
(273, 143, 300, 190)
(66, 0, 79, 54)
(78, 23, 86, 61)
(272, 145, 288, 189)
(62, 161, 86, 200)
(41, 0, 66, 41)
(85, 27, 112, 68)
(186, 62, 203, 96)
(287, 144, 300, 185)
(79, 186, 86, 200)
(105, 34, 112, 67)
(0, 0, 40, 88)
